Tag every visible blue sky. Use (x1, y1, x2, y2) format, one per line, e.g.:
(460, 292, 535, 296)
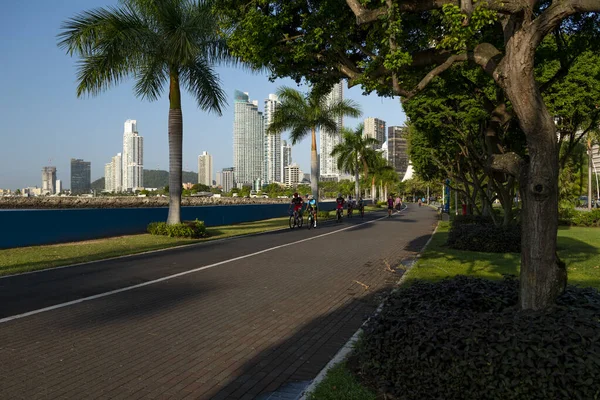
(0, 0, 406, 190)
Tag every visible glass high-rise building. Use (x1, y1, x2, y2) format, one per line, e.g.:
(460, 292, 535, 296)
(71, 158, 91, 194)
(387, 126, 409, 179)
(320, 81, 344, 178)
(281, 140, 292, 180)
(364, 117, 386, 149)
(222, 167, 235, 193)
(122, 119, 144, 190)
(264, 94, 281, 183)
(233, 91, 265, 186)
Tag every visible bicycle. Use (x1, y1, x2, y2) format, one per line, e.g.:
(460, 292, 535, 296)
(307, 207, 316, 230)
(347, 204, 354, 218)
(358, 204, 365, 218)
(336, 207, 343, 222)
(289, 209, 303, 229)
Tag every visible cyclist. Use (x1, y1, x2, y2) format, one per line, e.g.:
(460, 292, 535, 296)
(289, 192, 304, 222)
(335, 193, 345, 220)
(357, 196, 365, 217)
(347, 195, 354, 217)
(306, 194, 318, 227)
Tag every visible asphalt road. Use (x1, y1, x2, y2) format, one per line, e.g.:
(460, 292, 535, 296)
(0, 205, 437, 399)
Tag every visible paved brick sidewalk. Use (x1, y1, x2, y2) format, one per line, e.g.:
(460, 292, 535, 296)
(0, 206, 437, 399)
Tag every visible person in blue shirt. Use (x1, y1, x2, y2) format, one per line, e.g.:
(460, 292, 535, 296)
(306, 194, 318, 227)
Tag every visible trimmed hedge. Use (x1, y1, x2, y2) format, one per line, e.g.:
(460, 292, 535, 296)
(560, 208, 600, 227)
(447, 222, 521, 253)
(351, 276, 600, 400)
(147, 219, 207, 238)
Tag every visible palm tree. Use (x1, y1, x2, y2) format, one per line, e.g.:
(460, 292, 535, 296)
(267, 86, 362, 199)
(331, 124, 378, 199)
(58, 0, 230, 224)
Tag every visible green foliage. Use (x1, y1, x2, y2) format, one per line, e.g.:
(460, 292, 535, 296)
(317, 210, 332, 219)
(147, 219, 207, 238)
(561, 208, 600, 227)
(438, 4, 497, 50)
(447, 218, 521, 253)
(352, 276, 600, 400)
(306, 362, 377, 400)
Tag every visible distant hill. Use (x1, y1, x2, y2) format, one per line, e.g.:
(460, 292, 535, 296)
(90, 170, 197, 190)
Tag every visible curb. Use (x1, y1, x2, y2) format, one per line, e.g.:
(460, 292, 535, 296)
(299, 216, 439, 399)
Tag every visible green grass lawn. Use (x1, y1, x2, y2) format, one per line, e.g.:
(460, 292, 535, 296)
(306, 362, 377, 400)
(406, 222, 600, 289)
(0, 207, 385, 277)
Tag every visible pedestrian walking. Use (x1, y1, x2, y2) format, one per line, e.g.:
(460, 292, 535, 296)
(387, 195, 394, 217)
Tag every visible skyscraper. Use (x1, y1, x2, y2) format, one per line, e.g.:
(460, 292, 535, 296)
(122, 119, 144, 190)
(320, 81, 344, 178)
(233, 91, 265, 186)
(104, 153, 122, 192)
(222, 167, 235, 193)
(264, 94, 281, 183)
(198, 151, 213, 186)
(388, 126, 409, 179)
(41, 166, 56, 195)
(281, 140, 292, 181)
(215, 171, 223, 188)
(71, 159, 91, 194)
(284, 163, 301, 188)
(364, 117, 386, 149)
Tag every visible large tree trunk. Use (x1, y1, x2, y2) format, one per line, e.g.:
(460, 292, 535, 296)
(311, 128, 319, 199)
(354, 170, 360, 199)
(167, 72, 183, 225)
(371, 177, 376, 201)
(499, 32, 566, 310)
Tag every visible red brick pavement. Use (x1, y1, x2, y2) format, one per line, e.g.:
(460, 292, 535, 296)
(0, 206, 437, 399)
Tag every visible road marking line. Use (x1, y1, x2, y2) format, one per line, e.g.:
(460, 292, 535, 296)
(0, 211, 401, 324)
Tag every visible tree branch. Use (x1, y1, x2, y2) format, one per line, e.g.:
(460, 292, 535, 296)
(532, 0, 600, 47)
(489, 152, 524, 177)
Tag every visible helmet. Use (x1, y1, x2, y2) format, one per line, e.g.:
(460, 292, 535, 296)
(293, 192, 298, 197)
(338, 193, 342, 198)
(308, 195, 313, 200)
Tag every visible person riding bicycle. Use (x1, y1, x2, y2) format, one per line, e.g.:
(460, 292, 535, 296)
(305, 194, 318, 227)
(289, 192, 304, 218)
(347, 195, 355, 217)
(335, 193, 345, 217)
(357, 196, 365, 215)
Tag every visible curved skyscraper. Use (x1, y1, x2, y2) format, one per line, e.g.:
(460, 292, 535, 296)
(233, 91, 265, 187)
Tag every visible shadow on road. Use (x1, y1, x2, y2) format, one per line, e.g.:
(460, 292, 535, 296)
(202, 288, 392, 400)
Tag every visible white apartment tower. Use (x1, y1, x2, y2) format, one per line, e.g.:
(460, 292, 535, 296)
(320, 81, 344, 178)
(104, 153, 123, 192)
(264, 94, 281, 184)
(364, 117, 386, 149)
(198, 151, 213, 186)
(233, 91, 265, 186)
(281, 140, 292, 181)
(284, 163, 301, 188)
(222, 167, 235, 193)
(122, 120, 144, 190)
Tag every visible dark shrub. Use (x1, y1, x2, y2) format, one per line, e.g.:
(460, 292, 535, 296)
(452, 214, 495, 227)
(147, 219, 207, 238)
(351, 277, 600, 400)
(447, 223, 521, 253)
(317, 210, 331, 219)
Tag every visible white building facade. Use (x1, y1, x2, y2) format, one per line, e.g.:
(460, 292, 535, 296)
(364, 117, 386, 149)
(320, 81, 344, 179)
(122, 120, 144, 190)
(104, 153, 123, 192)
(198, 151, 213, 186)
(222, 167, 235, 193)
(264, 94, 281, 184)
(284, 163, 301, 188)
(41, 166, 57, 195)
(233, 91, 264, 186)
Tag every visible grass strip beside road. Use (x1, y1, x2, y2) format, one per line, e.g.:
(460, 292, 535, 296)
(0, 206, 384, 277)
(405, 222, 600, 289)
(306, 362, 377, 400)
(0, 217, 291, 277)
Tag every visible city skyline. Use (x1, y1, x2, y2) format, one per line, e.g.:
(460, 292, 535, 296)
(0, 0, 406, 190)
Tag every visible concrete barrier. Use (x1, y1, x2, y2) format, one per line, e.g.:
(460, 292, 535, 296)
(0, 201, 343, 249)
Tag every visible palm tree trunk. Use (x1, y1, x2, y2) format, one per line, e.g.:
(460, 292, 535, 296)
(371, 177, 376, 201)
(167, 72, 183, 225)
(311, 128, 319, 199)
(354, 155, 360, 198)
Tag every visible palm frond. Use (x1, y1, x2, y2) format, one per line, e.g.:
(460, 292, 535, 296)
(182, 57, 227, 114)
(133, 57, 167, 101)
